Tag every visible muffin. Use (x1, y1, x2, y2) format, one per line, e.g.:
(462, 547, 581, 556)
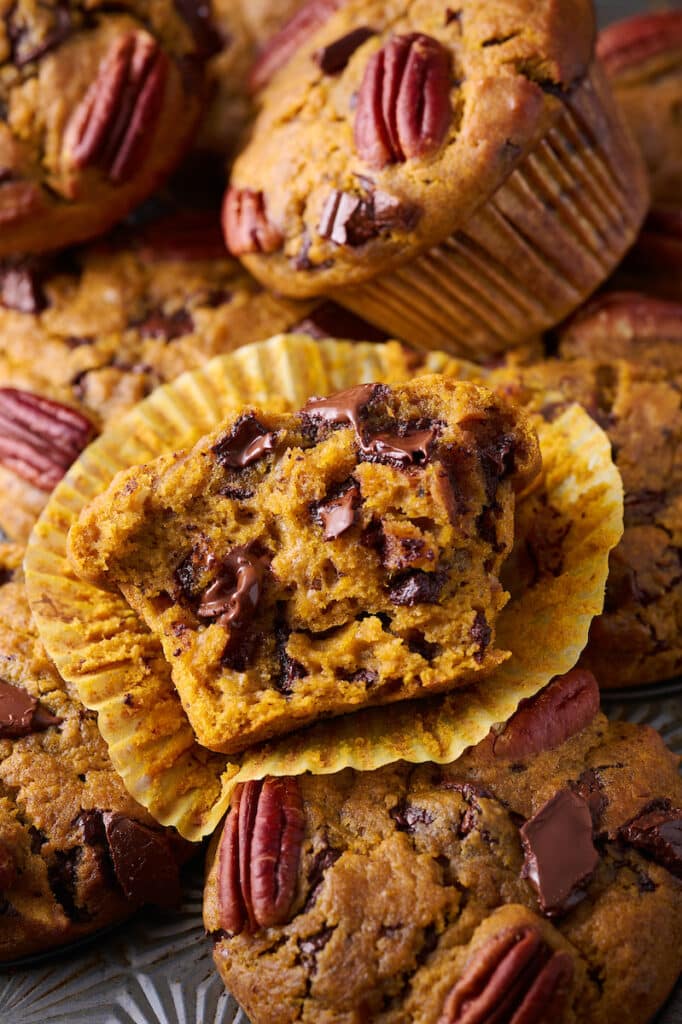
(598, 11, 682, 208)
(0, 210, 313, 542)
(67, 376, 540, 755)
(0, 0, 208, 256)
(223, 0, 649, 360)
(491, 356, 682, 689)
(0, 545, 194, 962)
(204, 670, 682, 1023)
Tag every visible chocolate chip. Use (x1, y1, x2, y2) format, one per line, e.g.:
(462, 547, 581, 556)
(388, 570, 445, 607)
(275, 613, 307, 694)
(213, 414, 277, 469)
(520, 789, 599, 916)
(103, 813, 183, 908)
(0, 264, 47, 314)
(470, 610, 492, 663)
(318, 189, 419, 246)
(304, 843, 343, 911)
(315, 27, 375, 74)
(293, 300, 389, 342)
(405, 631, 441, 661)
(48, 848, 88, 921)
(314, 483, 361, 540)
(0, 680, 61, 738)
(571, 769, 608, 829)
(620, 802, 682, 879)
(480, 435, 516, 503)
(360, 426, 438, 467)
(390, 802, 435, 833)
(302, 383, 383, 437)
(175, 545, 216, 601)
(136, 308, 195, 341)
(197, 548, 269, 630)
(299, 925, 335, 973)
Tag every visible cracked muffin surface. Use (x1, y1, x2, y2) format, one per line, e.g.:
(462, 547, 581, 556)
(0, 544, 194, 962)
(0, 0, 206, 255)
(204, 670, 682, 1024)
(67, 376, 540, 755)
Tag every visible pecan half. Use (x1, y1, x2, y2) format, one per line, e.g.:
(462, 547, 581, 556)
(223, 188, 283, 257)
(218, 777, 305, 934)
(439, 926, 574, 1024)
(597, 11, 682, 76)
(249, 0, 344, 92)
(355, 33, 452, 169)
(63, 32, 168, 185)
(0, 388, 95, 490)
(484, 670, 600, 761)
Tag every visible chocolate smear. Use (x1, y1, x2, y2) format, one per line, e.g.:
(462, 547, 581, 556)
(520, 789, 599, 916)
(213, 413, 277, 469)
(620, 802, 682, 879)
(302, 383, 382, 435)
(315, 27, 376, 74)
(197, 547, 268, 631)
(103, 813, 183, 908)
(0, 680, 61, 739)
(360, 427, 437, 466)
(316, 483, 361, 540)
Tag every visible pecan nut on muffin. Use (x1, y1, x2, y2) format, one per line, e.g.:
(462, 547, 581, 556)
(0, 545, 194, 962)
(0, 210, 317, 543)
(223, 0, 649, 361)
(0, 0, 208, 256)
(598, 11, 682, 208)
(204, 670, 682, 1023)
(67, 377, 540, 755)
(491, 352, 682, 690)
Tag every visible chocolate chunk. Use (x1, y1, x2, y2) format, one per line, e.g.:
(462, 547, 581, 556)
(316, 483, 361, 540)
(318, 189, 419, 246)
(572, 768, 608, 829)
(1, 264, 47, 314)
(0, 680, 61, 739)
(620, 803, 682, 879)
(299, 925, 335, 972)
(275, 613, 307, 694)
(360, 427, 437, 466)
(48, 848, 85, 921)
(315, 27, 376, 74)
(304, 843, 343, 911)
(136, 308, 195, 341)
(175, 544, 217, 601)
(197, 548, 269, 630)
(470, 610, 492, 663)
(521, 789, 599, 916)
(173, 0, 223, 57)
(293, 300, 389, 342)
(390, 801, 435, 833)
(302, 384, 383, 436)
(213, 413, 277, 469)
(103, 813, 183, 908)
(388, 570, 445, 607)
(480, 435, 516, 502)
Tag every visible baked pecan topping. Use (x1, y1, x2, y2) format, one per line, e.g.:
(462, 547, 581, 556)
(439, 926, 573, 1024)
(0, 388, 94, 490)
(0, 680, 62, 739)
(597, 11, 682, 76)
(249, 0, 344, 92)
(620, 802, 682, 879)
(63, 32, 168, 184)
(223, 188, 283, 256)
(521, 790, 599, 917)
(218, 777, 305, 934)
(485, 670, 600, 761)
(355, 33, 452, 169)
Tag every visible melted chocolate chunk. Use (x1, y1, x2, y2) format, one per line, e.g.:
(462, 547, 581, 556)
(302, 383, 383, 437)
(388, 570, 445, 607)
(470, 610, 492, 663)
(304, 843, 343, 911)
(480, 435, 516, 502)
(360, 427, 437, 467)
(197, 548, 268, 630)
(175, 545, 217, 601)
(620, 802, 682, 879)
(103, 813, 183, 908)
(0, 264, 47, 314)
(213, 414, 277, 469)
(318, 189, 420, 246)
(275, 614, 307, 694)
(136, 308, 195, 341)
(315, 27, 376, 74)
(315, 483, 361, 540)
(572, 769, 608, 829)
(293, 301, 389, 342)
(0, 680, 61, 738)
(520, 789, 599, 916)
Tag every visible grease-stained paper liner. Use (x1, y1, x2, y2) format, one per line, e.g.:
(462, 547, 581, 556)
(25, 336, 622, 841)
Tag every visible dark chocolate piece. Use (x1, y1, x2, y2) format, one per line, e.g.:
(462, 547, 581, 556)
(470, 610, 492, 663)
(213, 414, 277, 469)
(360, 427, 437, 466)
(520, 789, 599, 916)
(302, 383, 380, 434)
(103, 813, 183, 908)
(197, 548, 268, 630)
(136, 308, 195, 341)
(621, 803, 682, 879)
(318, 189, 419, 246)
(315, 27, 376, 74)
(388, 570, 445, 607)
(0, 680, 61, 739)
(317, 484, 361, 540)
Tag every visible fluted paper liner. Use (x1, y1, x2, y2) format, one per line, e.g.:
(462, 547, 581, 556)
(25, 335, 623, 841)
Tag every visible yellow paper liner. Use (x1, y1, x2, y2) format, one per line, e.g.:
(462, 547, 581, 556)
(25, 335, 623, 841)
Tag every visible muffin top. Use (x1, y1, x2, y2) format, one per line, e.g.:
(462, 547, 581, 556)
(225, 0, 595, 295)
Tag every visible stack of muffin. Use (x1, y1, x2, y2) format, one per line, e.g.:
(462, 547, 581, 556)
(0, 2, 681, 1022)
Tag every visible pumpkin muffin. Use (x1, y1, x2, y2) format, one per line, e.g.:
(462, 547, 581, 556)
(224, 0, 648, 360)
(0, 0, 207, 256)
(67, 376, 540, 755)
(598, 11, 682, 208)
(490, 356, 682, 689)
(205, 670, 682, 1023)
(0, 544, 194, 962)
(0, 210, 313, 543)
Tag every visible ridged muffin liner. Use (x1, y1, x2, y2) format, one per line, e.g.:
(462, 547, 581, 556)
(336, 61, 649, 361)
(24, 335, 622, 841)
